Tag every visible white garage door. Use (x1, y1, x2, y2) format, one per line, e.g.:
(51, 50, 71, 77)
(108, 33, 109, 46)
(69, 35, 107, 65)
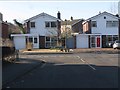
(14, 36, 26, 50)
(76, 35, 88, 48)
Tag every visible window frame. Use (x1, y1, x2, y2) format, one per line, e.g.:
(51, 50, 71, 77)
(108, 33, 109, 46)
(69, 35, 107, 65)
(30, 22, 35, 28)
(91, 21, 97, 27)
(45, 21, 57, 28)
(106, 21, 118, 27)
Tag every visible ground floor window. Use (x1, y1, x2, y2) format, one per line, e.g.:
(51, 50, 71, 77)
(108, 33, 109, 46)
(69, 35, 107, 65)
(45, 36, 57, 48)
(106, 35, 118, 47)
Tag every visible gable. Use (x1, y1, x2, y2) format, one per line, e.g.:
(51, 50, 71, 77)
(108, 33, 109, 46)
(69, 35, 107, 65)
(25, 12, 60, 22)
(87, 12, 119, 21)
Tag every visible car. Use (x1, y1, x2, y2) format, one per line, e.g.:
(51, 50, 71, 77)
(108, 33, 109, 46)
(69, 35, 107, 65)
(108, 41, 114, 48)
(113, 40, 120, 49)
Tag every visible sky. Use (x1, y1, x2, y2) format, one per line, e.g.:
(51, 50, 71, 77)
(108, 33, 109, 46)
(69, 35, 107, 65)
(0, 1, 119, 24)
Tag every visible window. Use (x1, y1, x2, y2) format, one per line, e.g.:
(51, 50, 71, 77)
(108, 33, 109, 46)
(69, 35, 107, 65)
(106, 35, 118, 47)
(34, 38, 37, 43)
(29, 37, 33, 43)
(45, 21, 57, 28)
(30, 22, 35, 28)
(104, 16, 106, 19)
(46, 37, 50, 41)
(45, 36, 57, 48)
(45, 22, 50, 27)
(91, 21, 97, 27)
(51, 22, 57, 27)
(106, 21, 118, 27)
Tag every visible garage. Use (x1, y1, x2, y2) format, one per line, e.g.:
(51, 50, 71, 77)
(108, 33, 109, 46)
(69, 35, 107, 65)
(76, 34, 89, 48)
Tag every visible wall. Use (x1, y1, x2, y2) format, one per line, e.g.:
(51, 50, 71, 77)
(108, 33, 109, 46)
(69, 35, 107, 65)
(72, 20, 83, 33)
(91, 15, 118, 35)
(29, 15, 58, 36)
(2, 22, 9, 39)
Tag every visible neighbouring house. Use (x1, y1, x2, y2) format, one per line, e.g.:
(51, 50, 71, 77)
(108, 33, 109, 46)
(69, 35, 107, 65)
(76, 11, 119, 48)
(0, 13, 14, 47)
(8, 23, 22, 35)
(11, 12, 61, 49)
(61, 18, 84, 49)
(2, 21, 9, 39)
(0, 13, 2, 38)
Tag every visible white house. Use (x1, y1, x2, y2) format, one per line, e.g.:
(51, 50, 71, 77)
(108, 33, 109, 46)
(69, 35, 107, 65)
(12, 12, 61, 49)
(76, 11, 119, 48)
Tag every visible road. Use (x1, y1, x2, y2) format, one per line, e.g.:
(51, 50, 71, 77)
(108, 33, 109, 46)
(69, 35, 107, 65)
(2, 52, 118, 88)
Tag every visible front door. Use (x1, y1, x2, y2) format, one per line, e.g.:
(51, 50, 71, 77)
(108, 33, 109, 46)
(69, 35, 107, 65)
(91, 36, 101, 48)
(96, 37, 100, 48)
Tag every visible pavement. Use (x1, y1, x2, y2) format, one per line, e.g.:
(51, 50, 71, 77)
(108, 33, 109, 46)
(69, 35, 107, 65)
(2, 48, 119, 88)
(20, 48, 120, 54)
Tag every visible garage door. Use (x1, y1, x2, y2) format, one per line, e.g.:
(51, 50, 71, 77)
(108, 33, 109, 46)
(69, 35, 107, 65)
(76, 35, 88, 48)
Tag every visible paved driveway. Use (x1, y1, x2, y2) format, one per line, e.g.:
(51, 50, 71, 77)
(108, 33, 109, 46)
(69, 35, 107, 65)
(2, 52, 119, 88)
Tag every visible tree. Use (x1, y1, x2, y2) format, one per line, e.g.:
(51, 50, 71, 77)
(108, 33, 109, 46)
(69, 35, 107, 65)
(60, 19, 72, 49)
(13, 19, 26, 34)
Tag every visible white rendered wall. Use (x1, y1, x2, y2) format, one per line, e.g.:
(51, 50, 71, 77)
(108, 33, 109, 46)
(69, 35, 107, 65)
(91, 15, 118, 35)
(30, 16, 58, 36)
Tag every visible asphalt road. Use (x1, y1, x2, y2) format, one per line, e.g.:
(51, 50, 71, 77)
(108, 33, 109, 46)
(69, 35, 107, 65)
(2, 53, 119, 88)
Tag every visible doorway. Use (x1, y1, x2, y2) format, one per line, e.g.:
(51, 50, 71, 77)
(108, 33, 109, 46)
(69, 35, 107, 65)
(90, 35, 101, 48)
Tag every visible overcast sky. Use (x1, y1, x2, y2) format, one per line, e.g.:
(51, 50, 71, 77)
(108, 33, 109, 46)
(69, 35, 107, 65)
(0, 1, 119, 24)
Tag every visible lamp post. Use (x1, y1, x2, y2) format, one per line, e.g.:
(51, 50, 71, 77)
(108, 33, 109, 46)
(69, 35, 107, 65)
(65, 19, 67, 49)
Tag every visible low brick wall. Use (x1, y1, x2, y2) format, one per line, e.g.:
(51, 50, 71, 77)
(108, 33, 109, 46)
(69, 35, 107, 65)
(2, 46, 15, 62)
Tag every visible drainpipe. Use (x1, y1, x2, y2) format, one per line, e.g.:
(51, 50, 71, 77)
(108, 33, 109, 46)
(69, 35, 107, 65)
(118, 17, 120, 41)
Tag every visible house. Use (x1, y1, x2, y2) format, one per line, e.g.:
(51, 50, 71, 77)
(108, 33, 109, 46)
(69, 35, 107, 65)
(61, 18, 84, 49)
(76, 11, 119, 48)
(0, 13, 9, 39)
(12, 12, 61, 49)
(61, 18, 83, 33)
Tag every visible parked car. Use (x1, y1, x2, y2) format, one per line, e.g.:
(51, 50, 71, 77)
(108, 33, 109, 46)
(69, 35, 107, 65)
(108, 41, 114, 48)
(113, 40, 120, 49)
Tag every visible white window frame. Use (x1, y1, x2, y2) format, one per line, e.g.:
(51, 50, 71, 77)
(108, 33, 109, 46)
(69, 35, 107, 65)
(30, 22, 35, 28)
(45, 21, 57, 28)
(91, 21, 97, 27)
(106, 21, 118, 27)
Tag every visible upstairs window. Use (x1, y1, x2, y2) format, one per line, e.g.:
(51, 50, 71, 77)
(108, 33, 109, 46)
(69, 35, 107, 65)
(30, 22, 35, 28)
(45, 21, 57, 28)
(45, 22, 50, 27)
(91, 21, 97, 27)
(51, 22, 57, 27)
(106, 21, 118, 27)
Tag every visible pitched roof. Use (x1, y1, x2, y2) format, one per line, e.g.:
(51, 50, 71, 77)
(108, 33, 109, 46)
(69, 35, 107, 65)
(25, 12, 60, 22)
(61, 19, 82, 25)
(87, 11, 119, 21)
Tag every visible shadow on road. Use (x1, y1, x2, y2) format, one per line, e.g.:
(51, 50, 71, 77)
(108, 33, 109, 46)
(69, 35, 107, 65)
(2, 58, 119, 88)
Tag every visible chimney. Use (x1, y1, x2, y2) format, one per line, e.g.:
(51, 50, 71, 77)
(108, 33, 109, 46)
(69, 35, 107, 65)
(57, 11, 61, 19)
(0, 12, 3, 21)
(71, 16, 73, 21)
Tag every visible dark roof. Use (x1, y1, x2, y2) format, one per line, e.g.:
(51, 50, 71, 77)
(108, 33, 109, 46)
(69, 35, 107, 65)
(61, 19, 82, 25)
